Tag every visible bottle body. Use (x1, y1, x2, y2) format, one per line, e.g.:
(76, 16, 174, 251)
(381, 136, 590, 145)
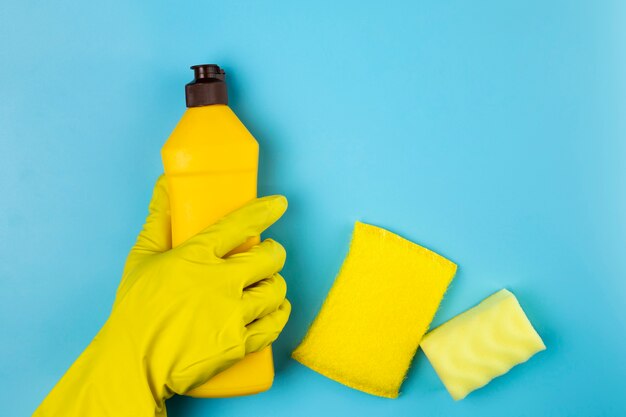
(161, 104, 274, 398)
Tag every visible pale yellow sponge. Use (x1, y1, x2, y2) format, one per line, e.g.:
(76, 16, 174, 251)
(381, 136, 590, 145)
(292, 221, 457, 398)
(420, 289, 546, 400)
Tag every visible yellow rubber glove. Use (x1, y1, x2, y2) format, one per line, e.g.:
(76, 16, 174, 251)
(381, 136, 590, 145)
(33, 176, 291, 417)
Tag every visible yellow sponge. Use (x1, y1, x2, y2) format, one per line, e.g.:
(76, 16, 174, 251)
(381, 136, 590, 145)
(292, 221, 457, 398)
(420, 289, 546, 400)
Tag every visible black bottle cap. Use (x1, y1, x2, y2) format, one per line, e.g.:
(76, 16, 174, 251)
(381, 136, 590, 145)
(185, 64, 228, 107)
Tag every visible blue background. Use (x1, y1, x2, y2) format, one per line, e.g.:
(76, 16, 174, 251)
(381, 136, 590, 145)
(1, 1, 625, 416)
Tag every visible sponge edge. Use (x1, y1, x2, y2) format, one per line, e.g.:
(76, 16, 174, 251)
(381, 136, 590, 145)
(292, 221, 457, 398)
(420, 289, 546, 400)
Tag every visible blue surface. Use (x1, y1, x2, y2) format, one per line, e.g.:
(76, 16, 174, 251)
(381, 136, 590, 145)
(1, 1, 625, 416)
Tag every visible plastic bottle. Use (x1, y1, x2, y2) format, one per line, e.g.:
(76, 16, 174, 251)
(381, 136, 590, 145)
(161, 64, 273, 398)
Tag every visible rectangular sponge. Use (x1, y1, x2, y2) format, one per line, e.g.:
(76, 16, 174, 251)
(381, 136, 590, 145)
(420, 289, 546, 400)
(292, 221, 457, 398)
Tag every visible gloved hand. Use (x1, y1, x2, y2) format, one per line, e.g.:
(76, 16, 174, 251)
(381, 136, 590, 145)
(33, 176, 291, 417)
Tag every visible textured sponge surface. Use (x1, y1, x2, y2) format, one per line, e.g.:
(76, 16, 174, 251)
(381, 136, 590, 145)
(420, 289, 546, 400)
(292, 222, 457, 398)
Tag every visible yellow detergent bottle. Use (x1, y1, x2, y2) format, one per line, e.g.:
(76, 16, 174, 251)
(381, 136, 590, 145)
(161, 64, 273, 398)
